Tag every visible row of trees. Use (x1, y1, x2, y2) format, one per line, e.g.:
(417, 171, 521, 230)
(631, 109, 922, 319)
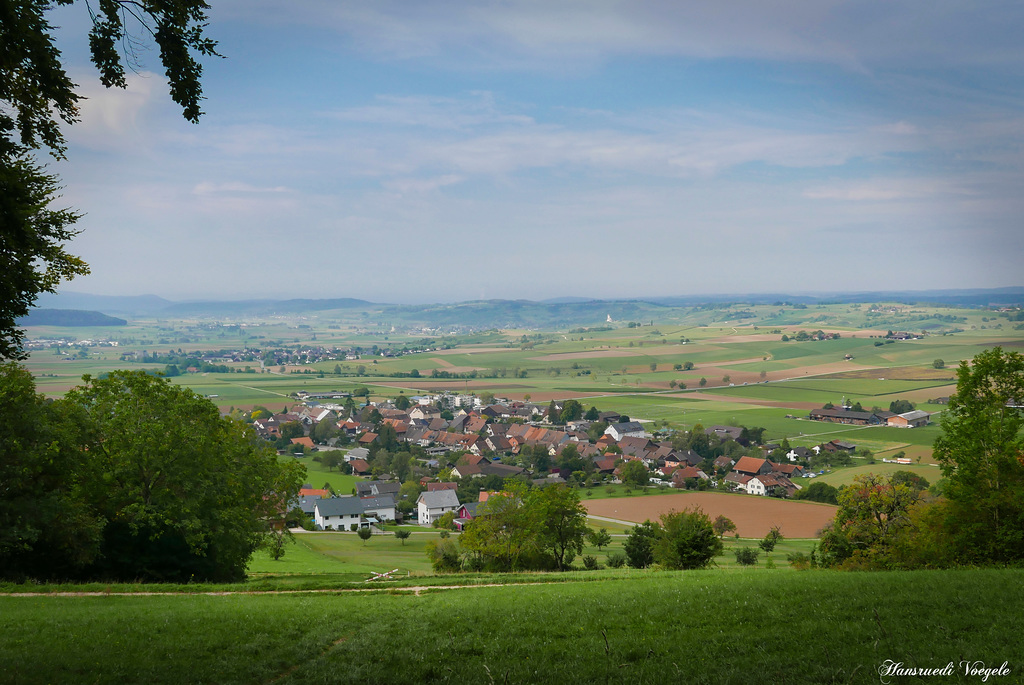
(0, 365, 305, 582)
(819, 348, 1024, 569)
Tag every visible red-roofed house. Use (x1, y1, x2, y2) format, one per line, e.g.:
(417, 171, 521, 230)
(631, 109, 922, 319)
(732, 456, 772, 477)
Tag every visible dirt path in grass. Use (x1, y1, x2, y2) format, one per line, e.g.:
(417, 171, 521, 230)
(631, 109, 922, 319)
(3, 583, 516, 598)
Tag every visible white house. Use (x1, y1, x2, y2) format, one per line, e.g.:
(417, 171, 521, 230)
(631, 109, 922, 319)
(360, 495, 397, 522)
(345, 446, 371, 463)
(604, 421, 646, 441)
(417, 490, 460, 526)
(314, 497, 367, 531)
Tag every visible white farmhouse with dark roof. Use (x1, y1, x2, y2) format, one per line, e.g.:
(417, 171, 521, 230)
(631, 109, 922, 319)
(416, 490, 460, 526)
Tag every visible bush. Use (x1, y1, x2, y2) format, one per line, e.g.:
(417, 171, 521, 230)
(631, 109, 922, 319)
(787, 552, 811, 570)
(425, 538, 461, 573)
(606, 552, 627, 568)
(734, 547, 759, 566)
(582, 555, 599, 570)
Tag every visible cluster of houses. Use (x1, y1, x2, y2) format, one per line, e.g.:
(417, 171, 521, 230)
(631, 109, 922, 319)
(269, 394, 928, 531)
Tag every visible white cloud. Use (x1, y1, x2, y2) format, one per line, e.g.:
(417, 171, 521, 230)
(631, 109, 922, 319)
(192, 181, 291, 195)
(62, 71, 167, 151)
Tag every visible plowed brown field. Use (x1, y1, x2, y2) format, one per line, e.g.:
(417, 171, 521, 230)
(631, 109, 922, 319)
(585, 492, 836, 538)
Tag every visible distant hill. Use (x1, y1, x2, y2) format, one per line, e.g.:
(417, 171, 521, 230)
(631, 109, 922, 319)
(34, 292, 172, 315)
(19, 309, 128, 327)
(31, 287, 1023, 325)
(159, 298, 375, 316)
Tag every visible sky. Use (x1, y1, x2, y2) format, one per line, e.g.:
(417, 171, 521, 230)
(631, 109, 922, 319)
(44, 1, 1024, 303)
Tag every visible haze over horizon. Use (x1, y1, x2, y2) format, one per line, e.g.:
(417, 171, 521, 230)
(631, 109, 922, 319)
(46, 1, 1024, 303)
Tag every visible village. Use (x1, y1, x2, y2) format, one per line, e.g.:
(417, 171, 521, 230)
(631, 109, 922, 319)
(249, 392, 933, 532)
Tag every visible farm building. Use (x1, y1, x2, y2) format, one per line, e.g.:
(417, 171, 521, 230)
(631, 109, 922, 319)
(887, 410, 931, 428)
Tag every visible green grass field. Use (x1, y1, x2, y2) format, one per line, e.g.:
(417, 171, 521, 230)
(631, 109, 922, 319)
(2, 569, 1020, 684)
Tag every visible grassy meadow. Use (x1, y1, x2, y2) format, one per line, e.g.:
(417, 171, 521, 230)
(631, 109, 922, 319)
(2, 569, 1021, 684)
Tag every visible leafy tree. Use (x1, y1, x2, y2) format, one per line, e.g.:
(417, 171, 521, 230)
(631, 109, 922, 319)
(547, 400, 561, 424)
(532, 484, 588, 571)
(792, 481, 839, 505)
(619, 460, 649, 488)
(394, 529, 411, 545)
(653, 508, 722, 570)
(262, 526, 294, 561)
(559, 399, 583, 423)
(584, 406, 601, 421)
(712, 514, 737, 539)
(889, 399, 916, 414)
(459, 484, 535, 571)
(479, 391, 496, 406)
(311, 418, 339, 444)
(394, 394, 411, 410)
(758, 525, 784, 558)
(890, 470, 930, 492)
(624, 520, 659, 568)
(1, 0, 219, 360)
(35, 370, 305, 582)
(933, 359, 945, 369)
(0, 363, 104, 579)
(586, 527, 612, 551)
(818, 474, 919, 569)
(683, 361, 695, 370)
(932, 347, 1024, 564)
(357, 527, 373, 545)
(323, 453, 341, 471)
(699, 377, 707, 387)
(280, 421, 304, 440)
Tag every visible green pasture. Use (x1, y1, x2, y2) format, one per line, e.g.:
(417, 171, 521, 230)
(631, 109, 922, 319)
(2, 569, 1020, 684)
(290, 458, 362, 494)
(813, 461, 944, 488)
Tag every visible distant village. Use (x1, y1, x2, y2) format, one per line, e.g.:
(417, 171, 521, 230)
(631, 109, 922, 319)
(249, 391, 933, 532)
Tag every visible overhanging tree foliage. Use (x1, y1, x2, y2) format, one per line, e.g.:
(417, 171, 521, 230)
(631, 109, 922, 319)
(0, 0, 218, 359)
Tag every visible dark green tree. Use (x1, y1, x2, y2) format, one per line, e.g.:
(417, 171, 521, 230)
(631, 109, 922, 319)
(932, 347, 1024, 564)
(0, 363, 104, 579)
(653, 508, 722, 570)
(532, 484, 588, 571)
(792, 481, 839, 504)
(620, 460, 649, 488)
(624, 520, 659, 568)
(357, 527, 372, 545)
(559, 399, 583, 423)
(57, 370, 304, 582)
(394, 528, 411, 545)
